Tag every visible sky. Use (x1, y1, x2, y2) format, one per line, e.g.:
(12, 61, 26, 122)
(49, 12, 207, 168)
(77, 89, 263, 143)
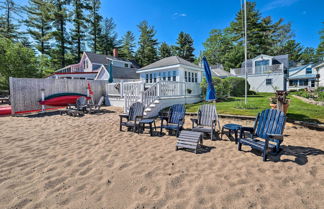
(19, 0, 323, 55)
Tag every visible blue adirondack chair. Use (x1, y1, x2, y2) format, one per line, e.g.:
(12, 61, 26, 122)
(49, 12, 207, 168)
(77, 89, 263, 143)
(160, 104, 185, 137)
(238, 109, 286, 161)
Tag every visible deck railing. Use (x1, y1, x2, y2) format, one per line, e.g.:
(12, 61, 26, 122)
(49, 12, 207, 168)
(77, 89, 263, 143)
(231, 64, 284, 76)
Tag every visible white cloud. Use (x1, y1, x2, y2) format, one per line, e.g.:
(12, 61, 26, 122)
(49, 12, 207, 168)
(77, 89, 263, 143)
(262, 0, 300, 12)
(173, 12, 187, 18)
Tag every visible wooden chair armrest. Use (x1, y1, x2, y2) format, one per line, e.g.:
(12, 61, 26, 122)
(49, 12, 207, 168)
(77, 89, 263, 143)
(119, 114, 129, 118)
(239, 126, 254, 138)
(267, 134, 284, 141)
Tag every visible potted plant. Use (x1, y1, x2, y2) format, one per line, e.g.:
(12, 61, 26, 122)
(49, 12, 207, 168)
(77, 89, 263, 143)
(186, 88, 192, 94)
(269, 96, 277, 109)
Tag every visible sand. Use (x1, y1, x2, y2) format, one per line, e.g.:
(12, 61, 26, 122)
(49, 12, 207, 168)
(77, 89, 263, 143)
(0, 106, 323, 209)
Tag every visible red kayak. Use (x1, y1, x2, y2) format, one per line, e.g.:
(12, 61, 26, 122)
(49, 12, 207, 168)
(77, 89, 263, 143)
(39, 95, 90, 107)
(0, 106, 11, 116)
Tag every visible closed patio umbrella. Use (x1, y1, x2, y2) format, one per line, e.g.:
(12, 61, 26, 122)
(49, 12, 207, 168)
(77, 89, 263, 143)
(202, 57, 216, 101)
(108, 63, 113, 83)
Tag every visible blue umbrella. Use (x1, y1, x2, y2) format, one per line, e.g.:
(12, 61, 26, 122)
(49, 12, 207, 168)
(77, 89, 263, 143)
(202, 57, 216, 101)
(108, 63, 113, 83)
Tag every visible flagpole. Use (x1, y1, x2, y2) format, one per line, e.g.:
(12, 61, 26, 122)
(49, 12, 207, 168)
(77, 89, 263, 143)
(244, 0, 248, 104)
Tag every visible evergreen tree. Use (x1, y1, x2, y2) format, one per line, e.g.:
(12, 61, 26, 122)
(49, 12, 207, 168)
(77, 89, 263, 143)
(120, 31, 135, 60)
(159, 42, 171, 58)
(97, 17, 120, 56)
(136, 21, 158, 67)
(278, 40, 303, 65)
(89, 0, 102, 53)
(317, 23, 324, 61)
(50, 0, 71, 68)
(176, 32, 195, 62)
(25, 0, 52, 55)
(300, 47, 316, 64)
(0, 0, 22, 41)
(71, 0, 90, 62)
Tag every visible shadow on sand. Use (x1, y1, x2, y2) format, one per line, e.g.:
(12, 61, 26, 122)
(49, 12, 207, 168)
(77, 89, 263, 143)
(23, 109, 116, 118)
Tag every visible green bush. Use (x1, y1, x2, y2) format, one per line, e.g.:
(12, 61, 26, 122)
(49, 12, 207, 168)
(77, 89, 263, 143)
(200, 76, 251, 98)
(200, 77, 230, 99)
(224, 77, 251, 97)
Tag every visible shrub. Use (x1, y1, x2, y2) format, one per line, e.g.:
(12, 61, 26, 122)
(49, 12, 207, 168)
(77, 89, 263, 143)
(200, 77, 230, 99)
(224, 77, 251, 96)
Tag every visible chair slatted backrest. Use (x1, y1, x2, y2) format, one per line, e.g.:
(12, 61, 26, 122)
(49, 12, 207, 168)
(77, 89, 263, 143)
(168, 104, 185, 124)
(198, 104, 218, 126)
(97, 96, 105, 107)
(254, 109, 286, 141)
(76, 96, 87, 108)
(128, 102, 144, 121)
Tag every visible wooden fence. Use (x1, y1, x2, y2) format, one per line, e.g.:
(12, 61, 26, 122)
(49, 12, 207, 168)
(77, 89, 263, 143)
(9, 77, 107, 114)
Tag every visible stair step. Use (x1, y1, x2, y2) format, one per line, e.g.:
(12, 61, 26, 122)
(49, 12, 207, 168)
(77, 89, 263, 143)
(145, 108, 152, 112)
(149, 104, 156, 108)
(154, 100, 160, 104)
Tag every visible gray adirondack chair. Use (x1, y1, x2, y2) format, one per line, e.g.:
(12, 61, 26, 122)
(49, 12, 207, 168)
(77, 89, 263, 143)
(64, 96, 88, 116)
(190, 104, 220, 140)
(88, 96, 104, 113)
(119, 102, 145, 132)
(238, 109, 286, 161)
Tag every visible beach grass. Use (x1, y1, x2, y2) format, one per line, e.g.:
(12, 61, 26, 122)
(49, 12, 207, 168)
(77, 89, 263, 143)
(186, 93, 324, 123)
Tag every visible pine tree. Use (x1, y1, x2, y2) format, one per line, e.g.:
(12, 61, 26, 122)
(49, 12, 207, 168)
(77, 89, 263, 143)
(0, 0, 22, 41)
(50, 0, 71, 68)
(71, 0, 90, 62)
(120, 31, 135, 60)
(136, 21, 158, 67)
(300, 47, 316, 64)
(176, 32, 195, 62)
(278, 40, 303, 65)
(89, 0, 102, 53)
(25, 0, 52, 55)
(317, 23, 324, 61)
(159, 42, 172, 59)
(97, 17, 120, 56)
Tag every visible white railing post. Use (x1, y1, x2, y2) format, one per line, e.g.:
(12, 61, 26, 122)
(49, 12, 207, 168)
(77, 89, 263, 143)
(157, 81, 160, 97)
(120, 80, 124, 97)
(41, 89, 45, 113)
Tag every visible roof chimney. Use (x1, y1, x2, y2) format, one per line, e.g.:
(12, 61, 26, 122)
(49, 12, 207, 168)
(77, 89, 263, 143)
(113, 48, 118, 58)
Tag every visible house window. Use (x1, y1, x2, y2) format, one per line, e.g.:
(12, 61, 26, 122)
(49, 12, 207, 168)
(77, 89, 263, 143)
(299, 79, 308, 86)
(185, 71, 187, 82)
(192, 72, 194, 82)
(311, 80, 315, 87)
(167, 71, 171, 81)
(306, 68, 312, 74)
(163, 72, 166, 81)
(124, 63, 129, 68)
(149, 73, 153, 83)
(172, 71, 176, 81)
(289, 80, 298, 86)
(188, 72, 191, 82)
(195, 73, 198, 83)
(255, 60, 270, 74)
(153, 73, 157, 83)
(145, 74, 148, 83)
(266, 79, 272, 85)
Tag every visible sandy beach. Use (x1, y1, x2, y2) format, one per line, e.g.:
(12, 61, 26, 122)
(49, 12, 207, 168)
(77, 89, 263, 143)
(0, 106, 323, 209)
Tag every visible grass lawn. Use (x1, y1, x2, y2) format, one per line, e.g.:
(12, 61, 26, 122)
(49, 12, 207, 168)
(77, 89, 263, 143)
(186, 93, 324, 123)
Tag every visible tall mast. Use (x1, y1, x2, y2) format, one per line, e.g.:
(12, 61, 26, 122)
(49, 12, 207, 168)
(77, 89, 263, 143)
(244, 0, 248, 104)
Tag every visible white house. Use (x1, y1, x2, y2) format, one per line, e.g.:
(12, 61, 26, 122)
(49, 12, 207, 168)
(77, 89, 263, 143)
(106, 56, 203, 117)
(210, 64, 232, 78)
(49, 50, 139, 81)
(287, 64, 318, 90)
(230, 54, 289, 92)
(136, 56, 203, 85)
(314, 62, 324, 87)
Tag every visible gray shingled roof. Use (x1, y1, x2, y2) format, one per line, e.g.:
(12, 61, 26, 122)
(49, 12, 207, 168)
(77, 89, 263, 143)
(241, 54, 289, 68)
(138, 56, 201, 71)
(107, 65, 139, 79)
(85, 52, 133, 64)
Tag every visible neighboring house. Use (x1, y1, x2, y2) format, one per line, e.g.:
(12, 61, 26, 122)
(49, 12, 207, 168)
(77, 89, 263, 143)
(287, 64, 318, 90)
(49, 49, 139, 82)
(136, 56, 203, 85)
(314, 62, 324, 87)
(210, 64, 232, 78)
(230, 54, 289, 92)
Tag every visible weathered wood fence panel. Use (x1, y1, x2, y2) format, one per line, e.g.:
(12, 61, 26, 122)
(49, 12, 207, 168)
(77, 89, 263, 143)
(9, 77, 107, 114)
